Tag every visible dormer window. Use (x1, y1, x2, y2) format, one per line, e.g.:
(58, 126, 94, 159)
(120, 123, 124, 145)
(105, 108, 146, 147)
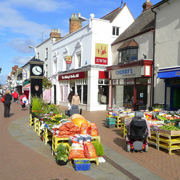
(112, 26, 120, 36)
(118, 40, 139, 63)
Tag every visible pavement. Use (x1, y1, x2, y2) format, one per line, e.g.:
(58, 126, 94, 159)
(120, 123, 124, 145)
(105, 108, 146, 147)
(0, 101, 180, 180)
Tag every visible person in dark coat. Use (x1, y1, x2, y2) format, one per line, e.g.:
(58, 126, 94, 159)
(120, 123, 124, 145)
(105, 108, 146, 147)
(4, 90, 12, 117)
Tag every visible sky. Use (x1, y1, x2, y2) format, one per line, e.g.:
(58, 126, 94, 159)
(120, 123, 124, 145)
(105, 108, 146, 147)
(0, 0, 160, 85)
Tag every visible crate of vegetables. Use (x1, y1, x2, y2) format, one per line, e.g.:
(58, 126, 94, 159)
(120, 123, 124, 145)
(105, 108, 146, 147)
(159, 125, 180, 135)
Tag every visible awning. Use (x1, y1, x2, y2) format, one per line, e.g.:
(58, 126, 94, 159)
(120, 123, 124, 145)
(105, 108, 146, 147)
(157, 67, 180, 78)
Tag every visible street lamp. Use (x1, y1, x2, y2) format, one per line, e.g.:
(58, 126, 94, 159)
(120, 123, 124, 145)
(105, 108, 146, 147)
(79, 14, 95, 29)
(29, 45, 37, 58)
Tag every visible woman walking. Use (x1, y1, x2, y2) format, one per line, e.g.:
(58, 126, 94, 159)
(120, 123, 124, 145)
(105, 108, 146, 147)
(20, 93, 27, 110)
(4, 90, 12, 117)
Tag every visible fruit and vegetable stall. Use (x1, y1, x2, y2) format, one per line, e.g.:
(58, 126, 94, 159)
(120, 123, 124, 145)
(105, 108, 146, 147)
(106, 108, 180, 154)
(29, 96, 105, 170)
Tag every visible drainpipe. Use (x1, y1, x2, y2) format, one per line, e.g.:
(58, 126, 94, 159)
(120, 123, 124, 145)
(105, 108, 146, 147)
(151, 7, 157, 107)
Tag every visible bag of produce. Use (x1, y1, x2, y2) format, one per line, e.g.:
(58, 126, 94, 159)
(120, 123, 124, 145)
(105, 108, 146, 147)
(68, 142, 85, 159)
(84, 141, 97, 158)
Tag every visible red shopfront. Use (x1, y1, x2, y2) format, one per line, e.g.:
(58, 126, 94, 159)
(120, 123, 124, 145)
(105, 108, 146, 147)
(58, 71, 87, 105)
(107, 60, 153, 110)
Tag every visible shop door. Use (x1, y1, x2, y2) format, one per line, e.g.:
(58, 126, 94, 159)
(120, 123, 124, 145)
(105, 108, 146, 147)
(136, 85, 147, 110)
(54, 85, 56, 104)
(172, 87, 180, 110)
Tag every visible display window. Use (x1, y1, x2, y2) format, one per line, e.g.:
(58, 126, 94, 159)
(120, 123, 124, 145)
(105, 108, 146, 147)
(76, 79, 87, 104)
(98, 79, 109, 104)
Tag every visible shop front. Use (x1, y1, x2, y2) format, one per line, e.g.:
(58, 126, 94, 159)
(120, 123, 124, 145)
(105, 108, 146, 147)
(158, 67, 180, 110)
(107, 60, 153, 110)
(58, 68, 109, 111)
(58, 71, 88, 109)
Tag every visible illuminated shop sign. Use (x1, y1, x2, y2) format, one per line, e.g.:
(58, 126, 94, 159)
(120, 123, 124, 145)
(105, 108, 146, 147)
(59, 72, 86, 81)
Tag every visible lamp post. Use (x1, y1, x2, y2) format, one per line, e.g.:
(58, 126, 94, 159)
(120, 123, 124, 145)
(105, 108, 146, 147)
(29, 45, 37, 58)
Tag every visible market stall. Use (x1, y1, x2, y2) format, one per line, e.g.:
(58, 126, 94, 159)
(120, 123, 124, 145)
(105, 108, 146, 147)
(105, 107, 180, 154)
(29, 96, 105, 170)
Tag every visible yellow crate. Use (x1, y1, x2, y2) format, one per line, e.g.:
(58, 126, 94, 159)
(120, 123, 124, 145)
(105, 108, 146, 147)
(91, 136, 101, 143)
(29, 113, 34, 126)
(43, 127, 53, 145)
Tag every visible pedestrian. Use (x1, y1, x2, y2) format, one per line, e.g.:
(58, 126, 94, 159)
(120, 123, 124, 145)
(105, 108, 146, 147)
(71, 93, 80, 106)
(12, 90, 19, 102)
(20, 93, 27, 110)
(3, 90, 12, 118)
(67, 89, 73, 108)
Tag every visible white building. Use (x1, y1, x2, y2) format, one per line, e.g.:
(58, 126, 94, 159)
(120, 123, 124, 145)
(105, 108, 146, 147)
(52, 4, 134, 111)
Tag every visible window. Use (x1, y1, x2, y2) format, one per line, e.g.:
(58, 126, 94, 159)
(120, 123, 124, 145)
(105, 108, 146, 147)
(77, 54, 81, 68)
(118, 48, 138, 63)
(45, 48, 48, 60)
(98, 79, 109, 104)
(76, 79, 87, 104)
(37, 53, 39, 59)
(112, 26, 120, 36)
(46, 64, 48, 77)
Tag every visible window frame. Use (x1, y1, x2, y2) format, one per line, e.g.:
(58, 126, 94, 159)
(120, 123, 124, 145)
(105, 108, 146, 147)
(118, 47, 138, 63)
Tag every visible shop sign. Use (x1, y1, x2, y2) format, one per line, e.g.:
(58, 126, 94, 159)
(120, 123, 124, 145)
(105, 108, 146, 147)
(59, 72, 86, 81)
(95, 43, 108, 65)
(66, 56, 72, 64)
(111, 66, 142, 79)
(170, 79, 180, 85)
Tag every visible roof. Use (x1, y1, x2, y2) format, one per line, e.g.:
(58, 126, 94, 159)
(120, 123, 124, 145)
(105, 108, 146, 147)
(118, 39, 139, 50)
(112, 7, 155, 45)
(152, 0, 169, 9)
(101, 7, 122, 22)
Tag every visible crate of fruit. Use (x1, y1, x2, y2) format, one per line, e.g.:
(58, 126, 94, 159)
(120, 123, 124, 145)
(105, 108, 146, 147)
(74, 160, 91, 171)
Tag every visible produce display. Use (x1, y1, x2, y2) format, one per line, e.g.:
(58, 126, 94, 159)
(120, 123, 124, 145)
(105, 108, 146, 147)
(30, 96, 104, 170)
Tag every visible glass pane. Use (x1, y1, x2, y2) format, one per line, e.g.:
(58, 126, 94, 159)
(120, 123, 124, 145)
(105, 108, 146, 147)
(104, 79, 109, 84)
(83, 85, 87, 104)
(116, 28, 119, 36)
(112, 27, 115, 35)
(98, 80, 103, 84)
(77, 85, 81, 101)
(123, 85, 134, 109)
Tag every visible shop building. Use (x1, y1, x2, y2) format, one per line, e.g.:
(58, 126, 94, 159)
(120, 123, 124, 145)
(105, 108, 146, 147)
(108, 0, 155, 110)
(52, 5, 134, 111)
(152, 0, 180, 110)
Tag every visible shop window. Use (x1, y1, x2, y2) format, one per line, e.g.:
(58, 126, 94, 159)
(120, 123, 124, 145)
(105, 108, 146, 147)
(118, 48, 138, 63)
(112, 26, 120, 36)
(76, 84, 87, 104)
(98, 79, 109, 104)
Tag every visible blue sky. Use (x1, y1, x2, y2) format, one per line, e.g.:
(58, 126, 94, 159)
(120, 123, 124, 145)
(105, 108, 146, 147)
(0, 0, 160, 85)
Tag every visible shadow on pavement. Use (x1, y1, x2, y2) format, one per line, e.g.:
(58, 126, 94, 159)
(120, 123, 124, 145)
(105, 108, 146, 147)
(113, 137, 126, 151)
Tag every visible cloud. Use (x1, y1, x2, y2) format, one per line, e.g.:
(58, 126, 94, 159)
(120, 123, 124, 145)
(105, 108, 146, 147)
(9, 39, 37, 53)
(12, 56, 33, 65)
(8, 0, 73, 12)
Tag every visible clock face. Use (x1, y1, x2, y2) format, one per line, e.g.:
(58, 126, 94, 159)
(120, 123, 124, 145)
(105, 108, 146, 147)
(32, 66, 42, 76)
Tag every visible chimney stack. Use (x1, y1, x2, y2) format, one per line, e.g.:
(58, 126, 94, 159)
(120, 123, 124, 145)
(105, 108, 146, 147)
(50, 28, 61, 40)
(69, 13, 82, 34)
(142, 0, 153, 12)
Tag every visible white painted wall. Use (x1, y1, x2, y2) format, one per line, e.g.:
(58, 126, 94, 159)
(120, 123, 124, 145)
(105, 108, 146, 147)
(36, 38, 52, 78)
(154, 0, 180, 104)
(52, 6, 134, 110)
